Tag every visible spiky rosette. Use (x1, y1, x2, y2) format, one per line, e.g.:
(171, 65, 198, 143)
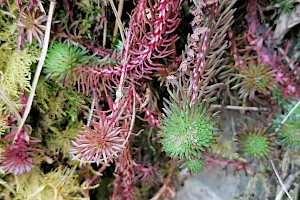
(235, 123, 276, 161)
(44, 43, 89, 82)
(0, 138, 41, 175)
(158, 97, 218, 161)
(17, 6, 47, 47)
(232, 62, 276, 100)
(278, 116, 300, 150)
(69, 117, 125, 165)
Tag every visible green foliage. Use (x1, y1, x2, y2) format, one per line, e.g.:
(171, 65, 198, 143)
(277, 0, 294, 13)
(14, 167, 89, 200)
(0, 21, 40, 101)
(44, 42, 89, 82)
(278, 116, 300, 150)
(77, 0, 102, 15)
(47, 122, 84, 159)
(158, 89, 218, 172)
(232, 62, 275, 99)
(236, 123, 276, 161)
(2, 49, 39, 96)
(64, 89, 87, 122)
(34, 78, 87, 126)
(34, 76, 54, 114)
(184, 158, 203, 174)
(271, 86, 290, 108)
(76, 0, 103, 39)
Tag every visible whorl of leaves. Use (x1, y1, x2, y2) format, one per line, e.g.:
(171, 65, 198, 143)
(44, 42, 89, 82)
(235, 122, 276, 161)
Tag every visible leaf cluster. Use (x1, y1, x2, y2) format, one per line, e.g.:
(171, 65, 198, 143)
(158, 86, 218, 172)
(44, 42, 89, 83)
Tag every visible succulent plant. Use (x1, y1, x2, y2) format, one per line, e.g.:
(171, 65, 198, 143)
(183, 158, 203, 173)
(69, 114, 125, 165)
(278, 116, 300, 150)
(0, 136, 41, 175)
(17, 6, 47, 47)
(235, 122, 276, 161)
(158, 98, 217, 160)
(44, 42, 89, 82)
(232, 62, 276, 100)
(158, 87, 218, 174)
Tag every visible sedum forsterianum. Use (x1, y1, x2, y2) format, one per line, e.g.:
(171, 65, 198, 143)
(235, 122, 276, 161)
(158, 0, 236, 173)
(44, 42, 89, 82)
(159, 98, 217, 160)
(277, 104, 300, 150)
(158, 86, 218, 172)
(278, 118, 300, 150)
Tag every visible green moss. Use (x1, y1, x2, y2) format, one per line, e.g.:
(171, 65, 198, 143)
(14, 167, 89, 200)
(0, 22, 40, 102)
(47, 122, 84, 159)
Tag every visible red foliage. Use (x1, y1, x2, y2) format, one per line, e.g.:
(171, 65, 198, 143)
(126, 0, 180, 79)
(206, 157, 256, 176)
(0, 0, 36, 11)
(245, 0, 300, 100)
(0, 135, 41, 175)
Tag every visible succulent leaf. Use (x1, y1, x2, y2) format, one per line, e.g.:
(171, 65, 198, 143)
(235, 122, 276, 161)
(232, 62, 276, 100)
(44, 42, 89, 82)
(158, 97, 217, 161)
(278, 116, 300, 150)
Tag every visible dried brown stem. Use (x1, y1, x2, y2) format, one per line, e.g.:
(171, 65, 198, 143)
(112, 0, 124, 44)
(150, 161, 176, 200)
(210, 104, 268, 111)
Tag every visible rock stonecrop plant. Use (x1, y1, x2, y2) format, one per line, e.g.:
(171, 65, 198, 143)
(276, 103, 300, 150)
(70, 112, 125, 165)
(17, 6, 47, 47)
(235, 122, 277, 161)
(44, 42, 89, 82)
(278, 116, 300, 150)
(0, 136, 41, 175)
(231, 62, 276, 100)
(158, 88, 218, 161)
(157, 0, 236, 173)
